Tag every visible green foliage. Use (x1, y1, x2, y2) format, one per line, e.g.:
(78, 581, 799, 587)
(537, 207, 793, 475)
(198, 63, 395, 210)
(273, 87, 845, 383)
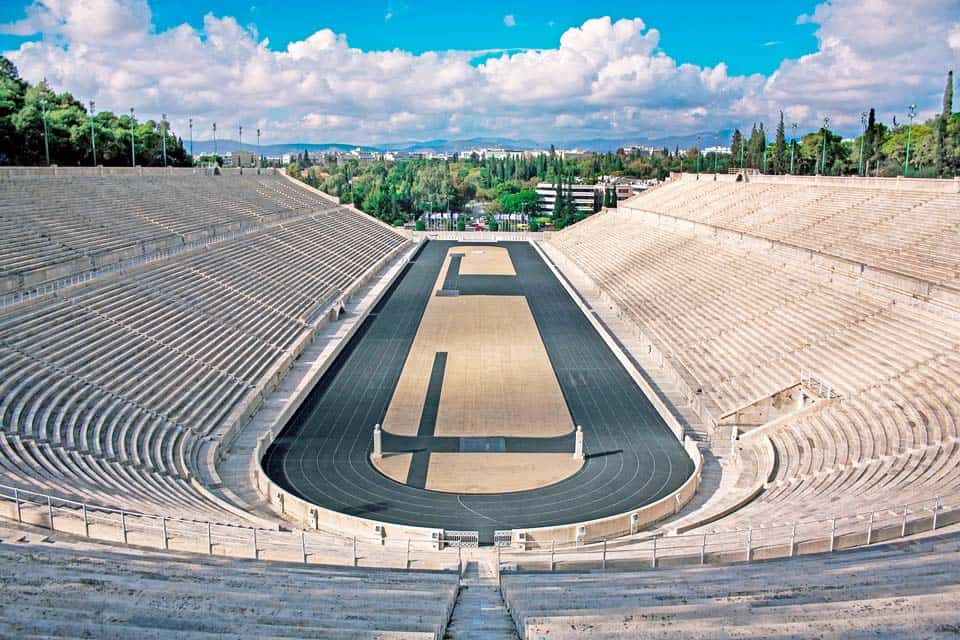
(772, 112, 787, 174)
(0, 57, 191, 166)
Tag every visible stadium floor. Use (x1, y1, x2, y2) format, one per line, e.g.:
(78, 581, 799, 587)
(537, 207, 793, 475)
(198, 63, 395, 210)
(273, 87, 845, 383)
(263, 240, 693, 543)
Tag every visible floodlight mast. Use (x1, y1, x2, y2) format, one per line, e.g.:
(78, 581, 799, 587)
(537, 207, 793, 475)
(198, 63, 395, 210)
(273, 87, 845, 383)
(790, 122, 798, 175)
(161, 113, 167, 168)
(89, 100, 97, 166)
(130, 107, 136, 167)
(904, 104, 917, 177)
(39, 97, 50, 166)
(858, 112, 868, 176)
(819, 116, 830, 176)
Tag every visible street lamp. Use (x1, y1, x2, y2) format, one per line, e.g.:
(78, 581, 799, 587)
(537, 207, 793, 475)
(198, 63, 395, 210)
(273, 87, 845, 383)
(904, 104, 917, 178)
(858, 112, 868, 177)
(129, 107, 136, 167)
(238, 124, 243, 175)
(212, 122, 217, 161)
(713, 133, 719, 174)
(790, 122, 798, 175)
(819, 116, 830, 176)
(88, 100, 97, 166)
(188, 117, 193, 158)
(696, 134, 701, 174)
(256, 128, 261, 174)
(161, 113, 167, 167)
(39, 97, 50, 167)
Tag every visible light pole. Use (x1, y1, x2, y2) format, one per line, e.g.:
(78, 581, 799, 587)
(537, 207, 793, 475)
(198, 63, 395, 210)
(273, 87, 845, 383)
(819, 116, 830, 175)
(256, 128, 261, 174)
(714, 133, 719, 174)
(129, 107, 136, 167)
(696, 134, 701, 174)
(212, 122, 217, 162)
(188, 118, 193, 159)
(858, 112, 867, 176)
(238, 124, 243, 175)
(88, 100, 97, 166)
(790, 122, 798, 175)
(161, 113, 167, 167)
(39, 97, 50, 166)
(904, 104, 917, 178)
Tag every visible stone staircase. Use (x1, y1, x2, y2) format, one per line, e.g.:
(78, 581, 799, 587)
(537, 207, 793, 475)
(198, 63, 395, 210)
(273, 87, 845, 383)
(445, 558, 519, 640)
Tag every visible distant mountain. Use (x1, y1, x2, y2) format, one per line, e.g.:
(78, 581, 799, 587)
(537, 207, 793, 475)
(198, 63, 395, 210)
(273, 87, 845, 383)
(385, 137, 543, 153)
(186, 132, 735, 157)
(188, 140, 378, 156)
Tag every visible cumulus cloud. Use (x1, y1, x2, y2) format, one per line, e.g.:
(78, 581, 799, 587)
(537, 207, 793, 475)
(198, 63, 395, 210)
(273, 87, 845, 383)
(1, 0, 958, 144)
(763, 0, 960, 130)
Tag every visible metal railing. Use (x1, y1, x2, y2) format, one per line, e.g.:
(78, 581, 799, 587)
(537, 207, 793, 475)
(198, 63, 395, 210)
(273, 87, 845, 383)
(498, 492, 958, 572)
(0, 484, 457, 571)
(800, 370, 839, 399)
(0, 216, 308, 309)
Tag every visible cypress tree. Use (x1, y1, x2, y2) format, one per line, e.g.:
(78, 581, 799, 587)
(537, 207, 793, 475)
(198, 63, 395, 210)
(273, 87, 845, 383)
(773, 112, 787, 174)
(936, 70, 954, 177)
(730, 129, 742, 161)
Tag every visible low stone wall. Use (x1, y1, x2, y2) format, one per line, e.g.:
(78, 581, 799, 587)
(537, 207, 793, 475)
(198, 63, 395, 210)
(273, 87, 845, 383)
(665, 170, 960, 193)
(0, 165, 225, 179)
(513, 437, 702, 548)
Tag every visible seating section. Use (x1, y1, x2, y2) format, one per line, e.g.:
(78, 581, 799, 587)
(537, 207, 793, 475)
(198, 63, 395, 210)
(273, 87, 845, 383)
(0, 172, 342, 294)
(623, 178, 960, 286)
(0, 529, 458, 639)
(502, 529, 960, 639)
(0, 173, 407, 521)
(548, 183, 960, 527)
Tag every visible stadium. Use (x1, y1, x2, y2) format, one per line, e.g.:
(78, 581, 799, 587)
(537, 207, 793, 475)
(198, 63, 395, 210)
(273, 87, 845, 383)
(1, 1, 960, 638)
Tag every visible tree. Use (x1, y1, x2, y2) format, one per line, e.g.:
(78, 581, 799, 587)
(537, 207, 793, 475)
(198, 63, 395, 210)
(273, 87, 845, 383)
(936, 70, 954, 177)
(772, 112, 787, 174)
(730, 129, 743, 167)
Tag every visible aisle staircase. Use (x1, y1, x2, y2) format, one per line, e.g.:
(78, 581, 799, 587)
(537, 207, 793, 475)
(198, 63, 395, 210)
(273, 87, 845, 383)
(445, 558, 519, 640)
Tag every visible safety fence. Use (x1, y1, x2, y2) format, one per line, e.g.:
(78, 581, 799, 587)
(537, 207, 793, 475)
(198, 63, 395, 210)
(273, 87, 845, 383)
(498, 492, 960, 572)
(0, 484, 459, 572)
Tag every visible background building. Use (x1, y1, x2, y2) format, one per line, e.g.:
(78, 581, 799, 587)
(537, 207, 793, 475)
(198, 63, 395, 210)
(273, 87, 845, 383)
(536, 181, 598, 214)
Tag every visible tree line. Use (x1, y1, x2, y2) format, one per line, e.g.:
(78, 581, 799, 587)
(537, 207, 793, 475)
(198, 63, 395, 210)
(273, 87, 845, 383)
(0, 57, 191, 167)
(727, 72, 957, 177)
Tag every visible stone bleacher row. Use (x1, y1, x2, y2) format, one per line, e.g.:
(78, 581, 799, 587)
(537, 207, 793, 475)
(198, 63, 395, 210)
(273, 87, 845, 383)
(547, 194, 960, 528)
(502, 528, 960, 639)
(0, 526, 458, 639)
(0, 172, 341, 294)
(627, 178, 960, 286)
(0, 174, 408, 523)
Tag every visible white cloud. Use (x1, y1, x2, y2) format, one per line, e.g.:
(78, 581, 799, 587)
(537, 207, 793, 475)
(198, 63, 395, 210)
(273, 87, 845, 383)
(1, 0, 958, 144)
(762, 0, 960, 130)
(503, 14, 516, 28)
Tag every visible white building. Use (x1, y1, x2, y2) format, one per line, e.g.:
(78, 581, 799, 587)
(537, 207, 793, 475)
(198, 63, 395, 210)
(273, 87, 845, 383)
(536, 181, 598, 214)
(348, 148, 382, 162)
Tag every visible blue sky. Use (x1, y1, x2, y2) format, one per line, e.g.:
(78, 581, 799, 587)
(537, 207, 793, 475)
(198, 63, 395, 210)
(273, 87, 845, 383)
(0, 1, 820, 76)
(1, 0, 957, 144)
